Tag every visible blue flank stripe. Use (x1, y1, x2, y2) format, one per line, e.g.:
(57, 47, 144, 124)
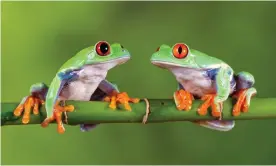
(206, 68, 236, 92)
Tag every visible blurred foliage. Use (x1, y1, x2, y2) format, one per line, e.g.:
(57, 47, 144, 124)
(1, 1, 276, 165)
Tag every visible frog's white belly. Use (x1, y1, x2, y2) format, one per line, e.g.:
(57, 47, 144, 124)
(60, 64, 109, 101)
(171, 68, 216, 97)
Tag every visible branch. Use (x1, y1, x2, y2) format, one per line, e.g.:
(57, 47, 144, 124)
(1, 98, 276, 126)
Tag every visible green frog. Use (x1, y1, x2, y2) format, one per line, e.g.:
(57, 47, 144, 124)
(13, 41, 140, 133)
(151, 43, 257, 131)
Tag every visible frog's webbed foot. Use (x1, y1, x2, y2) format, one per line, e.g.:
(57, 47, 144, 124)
(173, 89, 194, 111)
(232, 71, 257, 116)
(13, 96, 45, 124)
(232, 87, 257, 116)
(103, 90, 140, 111)
(197, 94, 222, 118)
(41, 100, 74, 134)
(13, 83, 48, 124)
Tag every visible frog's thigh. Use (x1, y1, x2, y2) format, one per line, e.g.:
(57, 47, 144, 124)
(30, 82, 48, 94)
(214, 67, 232, 103)
(235, 71, 255, 90)
(99, 79, 120, 93)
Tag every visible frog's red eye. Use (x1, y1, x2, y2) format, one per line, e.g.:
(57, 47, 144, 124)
(172, 43, 189, 59)
(156, 47, 160, 52)
(95, 41, 110, 56)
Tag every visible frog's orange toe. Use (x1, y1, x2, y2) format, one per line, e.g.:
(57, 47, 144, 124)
(130, 98, 140, 103)
(103, 96, 111, 102)
(197, 108, 208, 116)
(211, 110, 222, 118)
(198, 94, 222, 118)
(232, 89, 250, 116)
(14, 104, 24, 117)
(13, 96, 44, 124)
(109, 103, 117, 110)
(232, 109, 241, 117)
(197, 95, 213, 116)
(105, 91, 140, 111)
(241, 103, 249, 112)
(41, 101, 74, 134)
(174, 89, 193, 111)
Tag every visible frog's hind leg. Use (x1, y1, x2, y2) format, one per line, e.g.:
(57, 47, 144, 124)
(193, 96, 236, 131)
(194, 67, 236, 131)
(174, 83, 234, 131)
(13, 83, 48, 124)
(78, 87, 108, 132)
(79, 80, 125, 132)
(102, 80, 140, 111)
(232, 71, 257, 116)
(80, 124, 98, 132)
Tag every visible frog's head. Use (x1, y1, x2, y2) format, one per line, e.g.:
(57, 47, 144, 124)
(85, 41, 131, 67)
(150, 43, 198, 70)
(60, 41, 131, 72)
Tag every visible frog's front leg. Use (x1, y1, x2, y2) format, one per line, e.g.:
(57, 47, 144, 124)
(173, 83, 194, 111)
(39, 75, 77, 134)
(41, 100, 74, 134)
(197, 67, 233, 118)
(101, 80, 140, 111)
(232, 71, 257, 116)
(13, 83, 48, 124)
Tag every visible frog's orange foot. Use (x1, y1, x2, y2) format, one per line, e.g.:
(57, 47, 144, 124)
(103, 91, 140, 111)
(232, 89, 255, 116)
(13, 96, 44, 124)
(41, 101, 74, 134)
(174, 89, 194, 111)
(197, 94, 222, 118)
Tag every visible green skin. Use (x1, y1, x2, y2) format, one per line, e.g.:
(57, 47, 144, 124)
(151, 43, 257, 131)
(18, 41, 130, 131)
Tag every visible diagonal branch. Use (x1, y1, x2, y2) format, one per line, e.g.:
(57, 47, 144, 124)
(1, 98, 276, 126)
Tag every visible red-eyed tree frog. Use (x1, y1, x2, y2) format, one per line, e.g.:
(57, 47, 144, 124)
(13, 41, 140, 133)
(151, 43, 257, 131)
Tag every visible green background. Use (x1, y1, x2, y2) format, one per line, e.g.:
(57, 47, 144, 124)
(2, 1, 276, 165)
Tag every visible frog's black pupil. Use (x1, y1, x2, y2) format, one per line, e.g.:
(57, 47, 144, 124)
(178, 46, 182, 54)
(100, 43, 109, 54)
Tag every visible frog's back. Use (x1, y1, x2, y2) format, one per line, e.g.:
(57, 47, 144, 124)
(174, 49, 236, 97)
(190, 49, 231, 69)
(59, 45, 95, 72)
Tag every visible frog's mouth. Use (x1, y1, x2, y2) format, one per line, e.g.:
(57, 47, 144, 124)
(109, 55, 130, 65)
(151, 60, 186, 69)
(86, 55, 130, 70)
(98, 55, 130, 65)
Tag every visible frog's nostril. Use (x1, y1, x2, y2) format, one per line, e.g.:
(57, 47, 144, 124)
(121, 45, 124, 49)
(156, 47, 160, 52)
